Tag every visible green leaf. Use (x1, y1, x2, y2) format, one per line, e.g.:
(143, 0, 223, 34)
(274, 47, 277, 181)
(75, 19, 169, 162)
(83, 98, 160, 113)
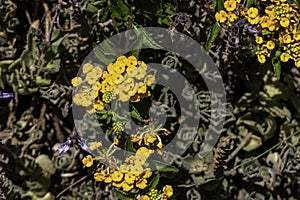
(272, 51, 281, 79)
(125, 136, 136, 153)
(114, 189, 135, 200)
(128, 104, 144, 122)
(144, 174, 160, 193)
(132, 25, 162, 49)
(116, 0, 131, 18)
(86, 3, 99, 13)
(245, 0, 255, 8)
(158, 165, 179, 173)
(110, 5, 123, 20)
(215, 0, 224, 12)
(205, 24, 221, 51)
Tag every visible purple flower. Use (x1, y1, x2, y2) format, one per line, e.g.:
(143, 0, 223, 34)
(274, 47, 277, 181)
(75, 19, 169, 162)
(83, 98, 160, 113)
(247, 25, 260, 35)
(0, 89, 13, 98)
(57, 140, 72, 156)
(77, 139, 92, 154)
(234, 37, 240, 47)
(57, 138, 92, 156)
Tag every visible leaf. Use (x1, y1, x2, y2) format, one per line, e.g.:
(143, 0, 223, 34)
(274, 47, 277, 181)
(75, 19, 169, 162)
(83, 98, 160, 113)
(114, 189, 135, 200)
(125, 136, 136, 153)
(86, 3, 99, 13)
(205, 24, 221, 51)
(132, 25, 162, 49)
(215, 0, 224, 12)
(272, 51, 281, 79)
(144, 174, 160, 193)
(158, 165, 179, 173)
(245, 0, 255, 8)
(128, 104, 144, 122)
(116, 0, 131, 19)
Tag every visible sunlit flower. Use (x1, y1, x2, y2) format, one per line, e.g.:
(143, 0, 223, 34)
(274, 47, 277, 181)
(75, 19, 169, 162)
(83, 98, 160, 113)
(89, 141, 102, 150)
(255, 36, 263, 44)
(257, 54, 266, 63)
(82, 155, 93, 167)
(71, 77, 82, 87)
(280, 17, 290, 27)
(162, 185, 173, 197)
(224, 0, 236, 12)
(215, 10, 227, 23)
(111, 171, 124, 182)
(140, 195, 150, 200)
(266, 40, 275, 50)
(82, 63, 93, 74)
(280, 52, 290, 62)
(247, 7, 259, 18)
(136, 178, 148, 189)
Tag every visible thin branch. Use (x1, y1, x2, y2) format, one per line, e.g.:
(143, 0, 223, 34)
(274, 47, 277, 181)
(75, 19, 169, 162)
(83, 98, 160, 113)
(56, 175, 89, 199)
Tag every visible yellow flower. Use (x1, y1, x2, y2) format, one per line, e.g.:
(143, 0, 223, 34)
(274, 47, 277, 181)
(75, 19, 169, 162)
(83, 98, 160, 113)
(122, 182, 134, 191)
(224, 0, 236, 12)
(91, 66, 102, 78)
(247, 7, 259, 18)
(133, 155, 147, 166)
(162, 185, 173, 197)
(140, 195, 150, 200)
(114, 138, 119, 145)
(94, 172, 107, 181)
(112, 181, 123, 188)
(120, 164, 130, 173)
(280, 52, 290, 62)
(110, 73, 123, 85)
(82, 155, 93, 167)
(294, 32, 300, 40)
(104, 175, 112, 183)
(255, 36, 263, 44)
(71, 77, 82, 87)
(89, 141, 102, 150)
(295, 59, 300, 67)
(283, 34, 292, 44)
(144, 74, 155, 86)
(86, 72, 98, 85)
(107, 63, 116, 74)
(94, 100, 104, 111)
(142, 169, 153, 179)
(114, 62, 126, 74)
(227, 12, 237, 22)
(124, 173, 136, 184)
(136, 178, 148, 189)
(260, 16, 271, 28)
(266, 40, 275, 50)
(257, 54, 266, 64)
(136, 68, 147, 79)
(280, 17, 290, 28)
(248, 16, 260, 25)
(82, 63, 93, 74)
(136, 147, 154, 156)
(130, 164, 144, 174)
(127, 56, 138, 68)
(215, 10, 227, 23)
(138, 84, 147, 94)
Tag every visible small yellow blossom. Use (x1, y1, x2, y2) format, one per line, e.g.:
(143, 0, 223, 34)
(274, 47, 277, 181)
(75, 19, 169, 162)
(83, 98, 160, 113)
(255, 36, 264, 44)
(266, 40, 275, 50)
(140, 195, 150, 200)
(122, 182, 134, 191)
(82, 63, 93, 74)
(94, 172, 107, 181)
(280, 52, 290, 62)
(71, 77, 82, 87)
(224, 0, 236, 12)
(280, 17, 290, 28)
(247, 7, 259, 18)
(89, 141, 102, 150)
(136, 178, 148, 189)
(82, 155, 93, 167)
(162, 185, 173, 197)
(257, 54, 266, 64)
(215, 10, 227, 23)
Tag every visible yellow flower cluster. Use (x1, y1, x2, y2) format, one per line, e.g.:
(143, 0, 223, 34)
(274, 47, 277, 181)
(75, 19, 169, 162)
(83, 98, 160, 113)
(71, 55, 156, 114)
(215, 0, 300, 67)
(215, 0, 240, 26)
(72, 63, 104, 114)
(140, 185, 173, 200)
(101, 55, 155, 103)
(82, 155, 94, 167)
(93, 147, 154, 192)
(249, 0, 300, 66)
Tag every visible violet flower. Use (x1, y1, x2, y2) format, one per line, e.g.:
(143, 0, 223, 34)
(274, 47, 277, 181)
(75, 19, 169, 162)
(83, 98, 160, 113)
(57, 140, 72, 156)
(57, 138, 92, 156)
(247, 25, 260, 35)
(0, 89, 13, 98)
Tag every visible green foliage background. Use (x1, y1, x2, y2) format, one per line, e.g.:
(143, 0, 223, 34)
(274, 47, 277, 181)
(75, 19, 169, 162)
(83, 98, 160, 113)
(0, 0, 300, 199)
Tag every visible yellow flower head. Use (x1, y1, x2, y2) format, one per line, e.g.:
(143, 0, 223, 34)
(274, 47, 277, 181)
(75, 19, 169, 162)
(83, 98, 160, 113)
(89, 141, 102, 150)
(280, 17, 290, 28)
(124, 173, 136, 185)
(71, 77, 82, 87)
(255, 36, 264, 44)
(280, 52, 290, 62)
(127, 56, 138, 68)
(266, 40, 275, 50)
(94, 100, 104, 111)
(224, 0, 236, 12)
(82, 63, 93, 74)
(295, 59, 300, 67)
(140, 195, 150, 200)
(82, 155, 93, 167)
(215, 10, 227, 23)
(162, 185, 173, 197)
(227, 12, 237, 23)
(94, 172, 107, 181)
(111, 171, 124, 182)
(247, 7, 259, 18)
(122, 182, 134, 191)
(257, 54, 266, 64)
(136, 178, 148, 189)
